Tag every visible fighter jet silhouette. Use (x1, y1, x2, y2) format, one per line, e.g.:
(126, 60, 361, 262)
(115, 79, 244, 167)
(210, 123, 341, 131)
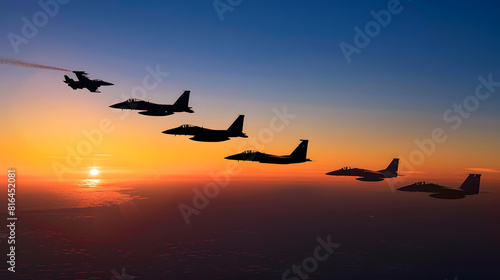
(225, 140, 310, 164)
(64, 71, 113, 93)
(326, 158, 400, 181)
(109, 90, 193, 116)
(162, 115, 247, 142)
(397, 174, 481, 199)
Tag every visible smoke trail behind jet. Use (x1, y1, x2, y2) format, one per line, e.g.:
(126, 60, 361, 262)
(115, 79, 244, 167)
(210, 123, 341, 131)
(0, 57, 72, 72)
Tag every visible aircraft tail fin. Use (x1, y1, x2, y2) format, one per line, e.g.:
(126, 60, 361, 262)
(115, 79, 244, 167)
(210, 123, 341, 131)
(459, 174, 481, 195)
(227, 115, 246, 136)
(290, 140, 309, 160)
(385, 158, 399, 174)
(173, 90, 190, 108)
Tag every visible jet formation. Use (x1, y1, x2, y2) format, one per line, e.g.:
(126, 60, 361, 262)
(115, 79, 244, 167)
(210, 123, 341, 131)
(55, 68, 483, 196)
(163, 115, 247, 142)
(64, 71, 113, 93)
(225, 140, 310, 164)
(397, 174, 481, 199)
(326, 158, 400, 181)
(109, 90, 193, 116)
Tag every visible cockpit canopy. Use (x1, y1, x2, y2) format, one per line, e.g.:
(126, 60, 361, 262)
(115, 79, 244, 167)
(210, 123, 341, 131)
(342, 167, 352, 170)
(243, 150, 257, 154)
(126, 98, 142, 102)
(415, 181, 426, 185)
(180, 124, 194, 129)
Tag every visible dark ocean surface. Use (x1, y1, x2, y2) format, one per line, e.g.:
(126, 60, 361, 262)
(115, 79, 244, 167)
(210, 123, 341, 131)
(0, 179, 498, 279)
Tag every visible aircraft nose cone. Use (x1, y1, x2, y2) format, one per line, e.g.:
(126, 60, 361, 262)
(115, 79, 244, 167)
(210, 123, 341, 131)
(162, 129, 175, 134)
(396, 185, 410, 191)
(109, 103, 121, 108)
(326, 170, 341, 176)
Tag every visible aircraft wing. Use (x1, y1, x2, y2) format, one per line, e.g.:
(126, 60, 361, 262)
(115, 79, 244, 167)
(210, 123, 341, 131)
(74, 71, 89, 81)
(429, 186, 466, 199)
(244, 152, 271, 162)
(256, 153, 294, 164)
(258, 153, 283, 159)
(189, 129, 229, 141)
(197, 128, 220, 135)
(269, 155, 289, 160)
(360, 170, 384, 177)
(87, 85, 99, 92)
(357, 170, 386, 181)
(241, 152, 269, 161)
(138, 110, 173, 116)
(438, 186, 464, 195)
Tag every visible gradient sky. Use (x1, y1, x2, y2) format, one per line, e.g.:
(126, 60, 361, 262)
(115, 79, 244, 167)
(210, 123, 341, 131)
(1, 0, 500, 186)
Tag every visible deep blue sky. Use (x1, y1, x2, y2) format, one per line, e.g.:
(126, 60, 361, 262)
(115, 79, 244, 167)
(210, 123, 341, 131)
(2, 0, 499, 109)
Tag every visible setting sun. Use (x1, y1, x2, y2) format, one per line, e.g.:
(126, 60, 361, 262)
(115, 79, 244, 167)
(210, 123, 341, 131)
(89, 168, 99, 176)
